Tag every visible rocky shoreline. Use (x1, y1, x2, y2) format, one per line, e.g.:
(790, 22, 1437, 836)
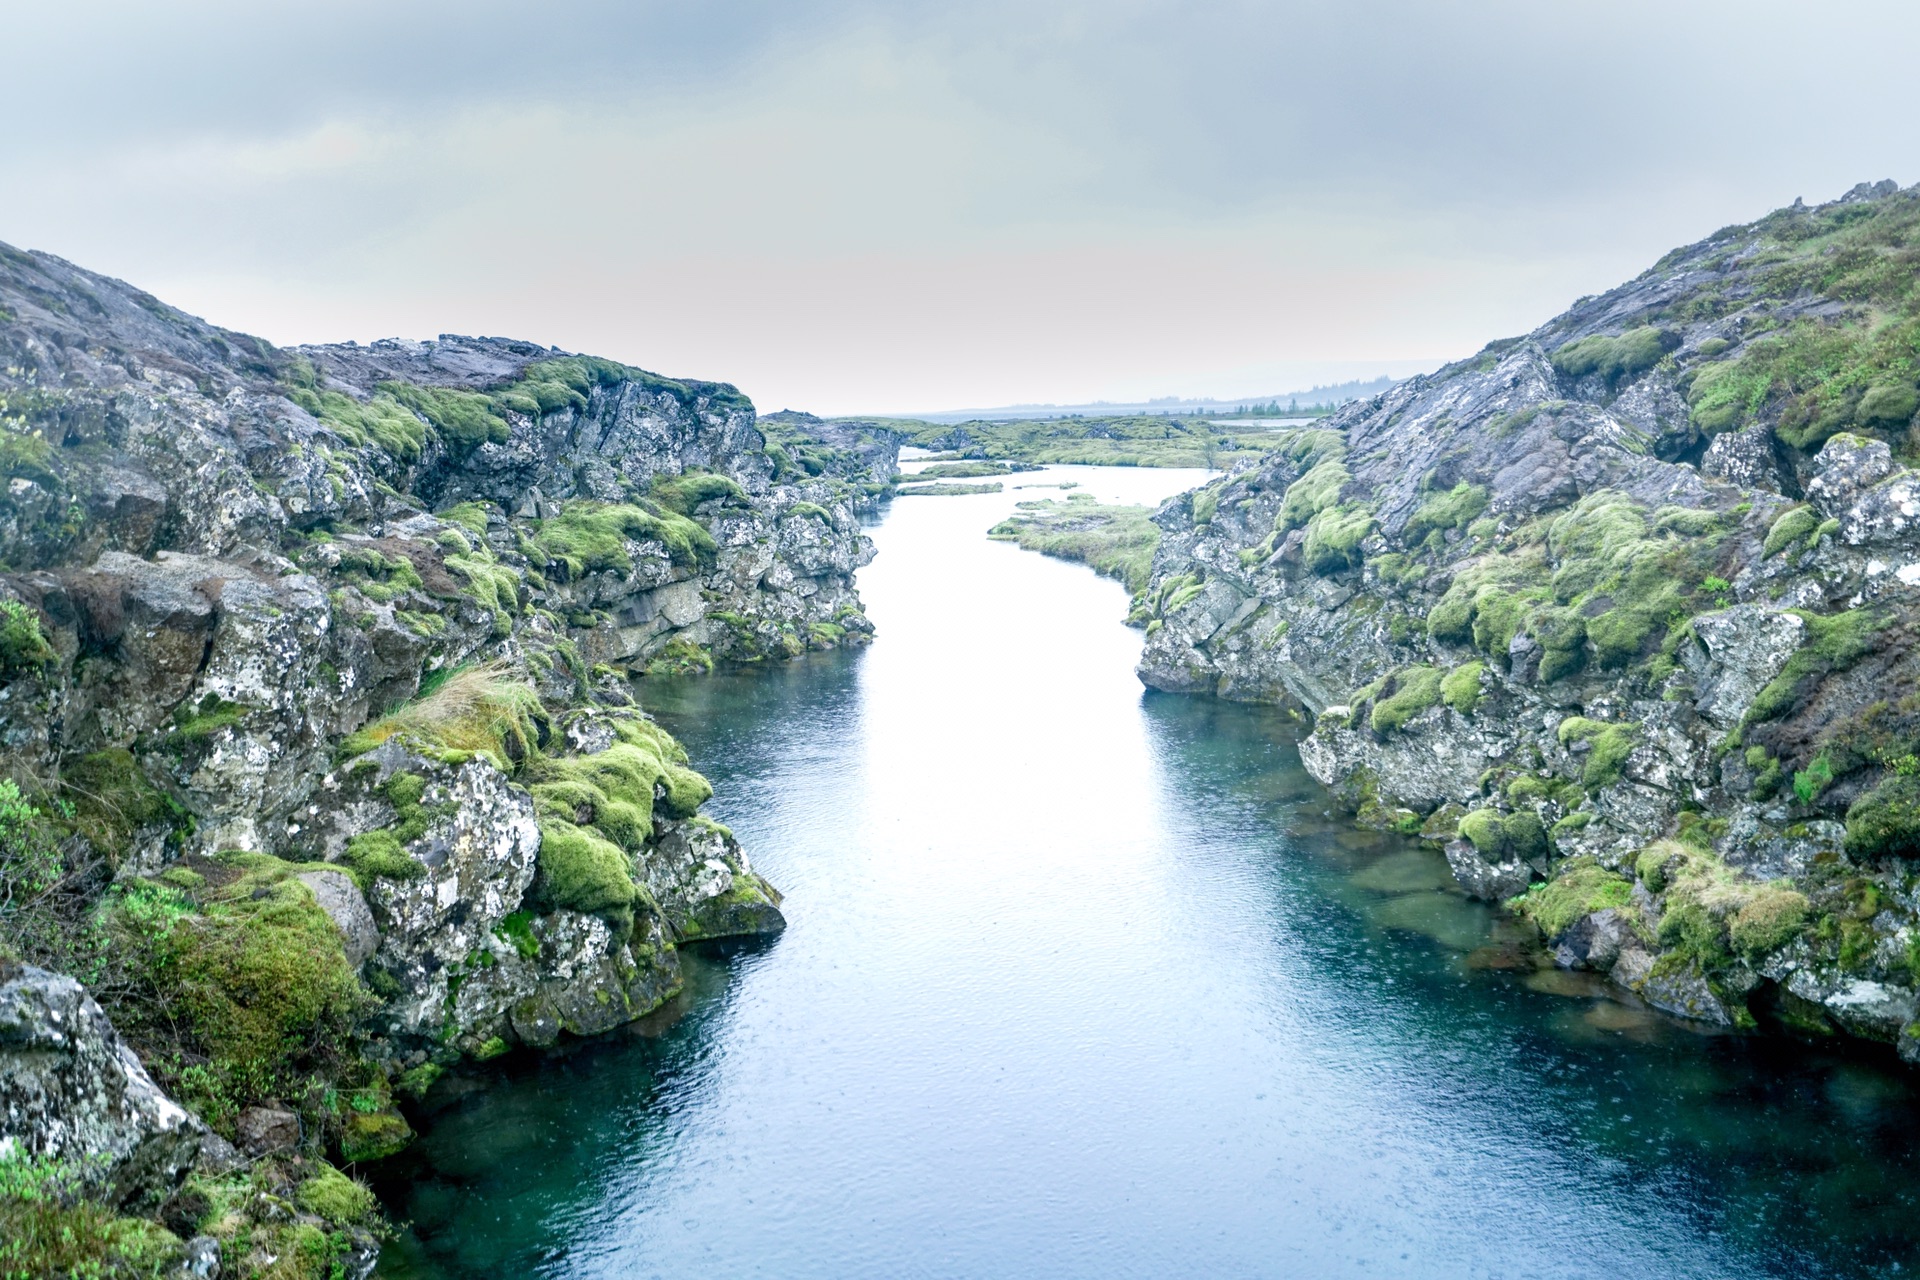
(1136, 181, 1920, 1060)
(0, 243, 895, 1275)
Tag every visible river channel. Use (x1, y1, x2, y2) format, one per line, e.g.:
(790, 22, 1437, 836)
(379, 465, 1920, 1279)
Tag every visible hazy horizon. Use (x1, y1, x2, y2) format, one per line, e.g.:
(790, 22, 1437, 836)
(5, 1, 1915, 415)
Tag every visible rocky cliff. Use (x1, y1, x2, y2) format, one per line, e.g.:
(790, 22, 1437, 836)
(1137, 180, 1920, 1057)
(0, 243, 891, 1275)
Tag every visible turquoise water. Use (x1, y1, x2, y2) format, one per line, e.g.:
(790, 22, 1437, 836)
(378, 467, 1920, 1278)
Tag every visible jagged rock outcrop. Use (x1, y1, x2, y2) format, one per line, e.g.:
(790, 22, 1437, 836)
(1136, 180, 1920, 1055)
(0, 238, 847, 1270)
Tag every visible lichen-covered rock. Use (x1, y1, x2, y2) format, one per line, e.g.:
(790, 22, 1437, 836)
(0, 963, 203, 1210)
(645, 817, 787, 941)
(1442, 839, 1531, 901)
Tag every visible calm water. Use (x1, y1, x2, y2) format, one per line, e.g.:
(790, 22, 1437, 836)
(378, 466, 1920, 1279)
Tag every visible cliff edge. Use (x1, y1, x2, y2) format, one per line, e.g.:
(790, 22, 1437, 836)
(1138, 180, 1920, 1055)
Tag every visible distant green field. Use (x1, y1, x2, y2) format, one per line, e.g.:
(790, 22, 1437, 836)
(831, 414, 1321, 468)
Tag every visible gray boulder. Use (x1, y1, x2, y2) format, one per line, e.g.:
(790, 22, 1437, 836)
(0, 962, 202, 1210)
(1442, 839, 1532, 902)
(297, 869, 380, 968)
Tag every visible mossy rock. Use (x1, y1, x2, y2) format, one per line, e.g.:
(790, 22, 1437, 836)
(1459, 808, 1548, 863)
(1844, 774, 1920, 860)
(1729, 886, 1811, 957)
(296, 1162, 377, 1224)
(1303, 504, 1374, 575)
(1512, 858, 1632, 938)
(533, 819, 638, 916)
(674, 874, 786, 942)
(1557, 717, 1638, 791)
(113, 862, 369, 1124)
(339, 1110, 414, 1164)
(1368, 666, 1443, 734)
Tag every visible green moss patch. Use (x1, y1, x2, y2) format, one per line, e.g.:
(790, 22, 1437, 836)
(101, 857, 369, 1127)
(1458, 807, 1548, 863)
(0, 1156, 186, 1280)
(1557, 716, 1639, 791)
(527, 718, 709, 915)
(1402, 482, 1489, 545)
(296, 1163, 376, 1223)
(1763, 505, 1821, 558)
(1686, 311, 1920, 450)
(380, 381, 509, 451)
(289, 386, 430, 462)
(1745, 607, 1888, 726)
(0, 599, 53, 676)
(1425, 489, 1730, 679)
(644, 636, 717, 677)
(1368, 666, 1443, 734)
(650, 470, 748, 516)
(1512, 858, 1632, 937)
(164, 693, 251, 747)
(1730, 886, 1811, 957)
(533, 819, 638, 916)
(57, 748, 183, 865)
(1303, 504, 1374, 575)
(1635, 839, 1810, 970)
(339, 1111, 414, 1164)
(1551, 326, 1676, 385)
(1844, 774, 1920, 859)
(528, 500, 716, 579)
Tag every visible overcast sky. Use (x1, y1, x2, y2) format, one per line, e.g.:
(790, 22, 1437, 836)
(3, 1, 1915, 414)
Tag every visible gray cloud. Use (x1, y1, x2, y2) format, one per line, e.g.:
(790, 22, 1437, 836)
(4, 1, 1915, 411)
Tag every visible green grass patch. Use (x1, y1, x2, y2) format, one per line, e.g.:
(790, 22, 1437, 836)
(340, 663, 542, 771)
(989, 497, 1161, 593)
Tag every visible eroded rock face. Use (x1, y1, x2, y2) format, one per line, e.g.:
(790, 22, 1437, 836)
(1131, 181, 1920, 1056)
(0, 963, 202, 1209)
(0, 222, 825, 1254)
(288, 729, 784, 1061)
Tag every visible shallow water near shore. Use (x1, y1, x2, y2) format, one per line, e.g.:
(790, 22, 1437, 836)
(377, 466, 1920, 1279)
